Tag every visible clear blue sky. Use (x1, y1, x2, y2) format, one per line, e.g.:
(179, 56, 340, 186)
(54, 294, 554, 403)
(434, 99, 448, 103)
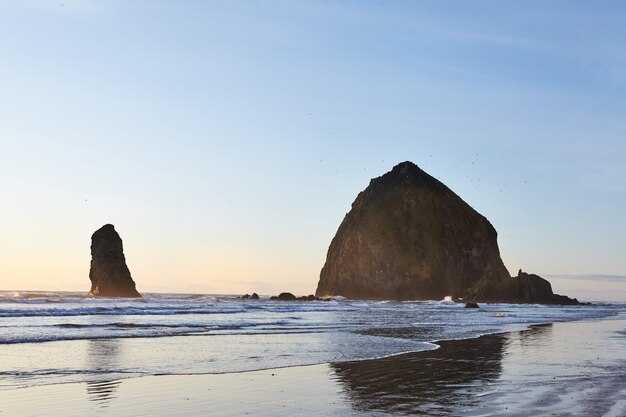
(1, 1, 625, 296)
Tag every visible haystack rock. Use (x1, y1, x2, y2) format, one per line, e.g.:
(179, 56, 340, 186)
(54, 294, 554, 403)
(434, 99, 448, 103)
(315, 161, 578, 304)
(89, 224, 141, 297)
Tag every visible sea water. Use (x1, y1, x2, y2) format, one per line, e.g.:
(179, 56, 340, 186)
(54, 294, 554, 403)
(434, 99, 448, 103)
(0, 291, 621, 389)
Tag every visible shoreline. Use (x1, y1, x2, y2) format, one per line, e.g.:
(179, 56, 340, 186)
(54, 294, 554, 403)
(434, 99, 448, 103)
(1, 313, 624, 416)
(1, 307, 618, 383)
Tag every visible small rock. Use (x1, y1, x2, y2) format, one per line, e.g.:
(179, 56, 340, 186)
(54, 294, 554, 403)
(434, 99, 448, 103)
(296, 294, 320, 301)
(270, 292, 297, 301)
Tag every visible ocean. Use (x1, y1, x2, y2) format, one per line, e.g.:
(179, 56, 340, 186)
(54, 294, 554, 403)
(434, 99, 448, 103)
(0, 291, 622, 390)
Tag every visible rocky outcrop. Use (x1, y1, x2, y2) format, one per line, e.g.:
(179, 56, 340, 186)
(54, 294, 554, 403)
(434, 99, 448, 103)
(297, 294, 321, 301)
(89, 224, 141, 297)
(271, 292, 297, 301)
(240, 293, 260, 300)
(315, 161, 578, 304)
(467, 270, 579, 305)
(270, 293, 322, 301)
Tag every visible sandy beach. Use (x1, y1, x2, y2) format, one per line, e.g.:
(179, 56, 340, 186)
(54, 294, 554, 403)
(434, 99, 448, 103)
(1, 313, 624, 417)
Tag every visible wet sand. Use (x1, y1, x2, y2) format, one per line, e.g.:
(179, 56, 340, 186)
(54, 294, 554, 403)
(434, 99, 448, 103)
(1, 314, 625, 417)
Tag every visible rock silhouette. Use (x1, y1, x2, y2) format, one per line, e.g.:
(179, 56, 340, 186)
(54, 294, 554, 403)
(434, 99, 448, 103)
(316, 161, 578, 304)
(89, 224, 140, 297)
(270, 292, 297, 301)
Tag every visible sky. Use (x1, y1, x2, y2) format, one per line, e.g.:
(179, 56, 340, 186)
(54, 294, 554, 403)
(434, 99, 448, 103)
(0, 1, 625, 299)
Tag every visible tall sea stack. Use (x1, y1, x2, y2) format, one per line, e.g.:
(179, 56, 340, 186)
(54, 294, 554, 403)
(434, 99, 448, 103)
(315, 161, 578, 304)
(89, 224, 141, 297)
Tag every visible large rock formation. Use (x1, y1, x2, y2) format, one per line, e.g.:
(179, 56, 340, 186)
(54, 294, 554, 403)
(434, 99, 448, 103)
(89, 224, 141, 297)
(315, 161, 578, 304)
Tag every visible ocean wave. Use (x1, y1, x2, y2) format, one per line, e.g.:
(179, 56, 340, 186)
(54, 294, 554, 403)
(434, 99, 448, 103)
(1, 292, 622, 347)
(0, 307, 246, 318)
(0, 315, 349, 344)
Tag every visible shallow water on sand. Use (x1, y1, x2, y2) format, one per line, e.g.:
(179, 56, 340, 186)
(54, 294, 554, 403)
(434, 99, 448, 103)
(0, 314, 624, 417)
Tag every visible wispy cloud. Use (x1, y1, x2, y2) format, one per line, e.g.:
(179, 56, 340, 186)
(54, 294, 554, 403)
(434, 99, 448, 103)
(547, 274, 626, 283)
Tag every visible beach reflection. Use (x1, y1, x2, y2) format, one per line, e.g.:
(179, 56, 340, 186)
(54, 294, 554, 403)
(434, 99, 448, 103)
(85, 339, 122, 407)
(85, 380, 122, 407)
(514, 323, 553, 349)
(332, 333, 506, 415)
